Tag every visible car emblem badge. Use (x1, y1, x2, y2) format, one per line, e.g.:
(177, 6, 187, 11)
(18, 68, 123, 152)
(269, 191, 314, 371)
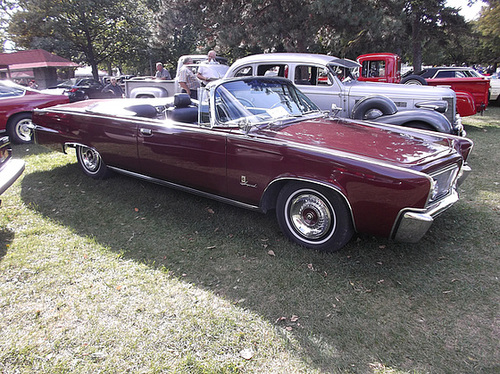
(240, 175, 257, 188)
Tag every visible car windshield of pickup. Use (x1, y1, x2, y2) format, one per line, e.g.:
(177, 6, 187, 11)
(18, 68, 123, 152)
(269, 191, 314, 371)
(207, 78, 322, 127)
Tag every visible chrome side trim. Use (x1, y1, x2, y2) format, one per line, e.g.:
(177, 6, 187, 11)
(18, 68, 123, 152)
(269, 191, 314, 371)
(392, 190, 459, 242)
(107, 166, 262, 212)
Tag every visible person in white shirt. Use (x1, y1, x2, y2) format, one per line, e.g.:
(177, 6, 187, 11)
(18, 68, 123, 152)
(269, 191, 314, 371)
(197, 50, 220, 86)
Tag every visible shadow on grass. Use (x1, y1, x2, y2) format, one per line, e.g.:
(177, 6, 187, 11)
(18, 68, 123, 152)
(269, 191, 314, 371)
(0, 228, 15, 261)
(12, 143, 54, 157)
(19, 162, 499, 373)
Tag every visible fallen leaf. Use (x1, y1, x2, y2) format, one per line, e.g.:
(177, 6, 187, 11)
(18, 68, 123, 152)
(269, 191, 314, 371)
(134, 208, 139, 212)
(240, 348, 254, 360)
(285, 326, 293, 331)
(290, 315, 299, 322)
(275, 316, 286, 323)
(207, 208, 215, 214)
(267, 250, 275, 256)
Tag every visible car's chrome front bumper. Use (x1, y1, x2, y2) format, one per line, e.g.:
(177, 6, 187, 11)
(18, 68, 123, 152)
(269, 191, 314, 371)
(392, 160, 471, 243)
(0, 158, 25, 202)
(392, 190, 459, 243)
(454, 114, 465, 137)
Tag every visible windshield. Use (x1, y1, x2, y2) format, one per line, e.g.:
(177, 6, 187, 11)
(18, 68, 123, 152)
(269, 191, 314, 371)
(213, 78, 321, 127)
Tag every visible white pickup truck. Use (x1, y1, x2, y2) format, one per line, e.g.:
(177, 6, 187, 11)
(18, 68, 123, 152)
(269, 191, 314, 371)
(125, 55, 229, 99)
(224, 53, 464, 135)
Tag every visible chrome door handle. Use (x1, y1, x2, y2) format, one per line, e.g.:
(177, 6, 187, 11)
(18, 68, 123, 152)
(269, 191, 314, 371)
(139, 128, 153, 136)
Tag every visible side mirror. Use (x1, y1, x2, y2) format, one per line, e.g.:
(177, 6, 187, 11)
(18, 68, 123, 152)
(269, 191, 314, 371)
(330, 103, 342, 118)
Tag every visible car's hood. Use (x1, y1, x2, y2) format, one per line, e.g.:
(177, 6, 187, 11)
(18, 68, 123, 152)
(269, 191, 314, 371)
(345, 80, 455, 99)
(252, 116, 458, 167)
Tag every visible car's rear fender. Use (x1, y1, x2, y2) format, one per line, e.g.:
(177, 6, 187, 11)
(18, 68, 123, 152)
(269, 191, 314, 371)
(455, 91, 477, 116)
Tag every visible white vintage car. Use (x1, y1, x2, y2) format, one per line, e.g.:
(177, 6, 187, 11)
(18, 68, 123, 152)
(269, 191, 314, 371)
(488, 73, 500, 103)
(225, 53, 464, 135)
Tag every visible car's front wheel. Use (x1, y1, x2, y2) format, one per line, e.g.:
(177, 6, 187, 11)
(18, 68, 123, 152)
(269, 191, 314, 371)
(276, 182, 354, 252)
(76, 145, 109, 179)
(7, 113, 33, 144)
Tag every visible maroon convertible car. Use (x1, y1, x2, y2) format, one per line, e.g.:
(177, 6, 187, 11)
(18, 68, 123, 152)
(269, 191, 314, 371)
(32, 77, 473, 252)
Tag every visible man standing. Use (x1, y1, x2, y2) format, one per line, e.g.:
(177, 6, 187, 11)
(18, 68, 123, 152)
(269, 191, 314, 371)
(101, 77, 124, 97)
(177, 57, 200, 100)
(197, 50, 220, 86)
(155, 62, 171, 80)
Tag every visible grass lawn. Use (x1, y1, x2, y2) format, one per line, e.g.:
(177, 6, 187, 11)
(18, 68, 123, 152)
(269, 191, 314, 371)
(1, 106, 499, 373)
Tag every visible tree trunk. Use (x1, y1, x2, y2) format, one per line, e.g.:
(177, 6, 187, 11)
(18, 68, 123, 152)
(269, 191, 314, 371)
(411, 16, 423, 72)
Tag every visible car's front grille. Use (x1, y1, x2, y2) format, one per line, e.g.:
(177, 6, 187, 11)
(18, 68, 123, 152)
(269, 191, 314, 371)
(444, 97, 455, 124)
(428, 164, 460, 205)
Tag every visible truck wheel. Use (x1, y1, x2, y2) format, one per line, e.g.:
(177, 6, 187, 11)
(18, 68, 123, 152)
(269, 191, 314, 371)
(276, 182, 354, 252)
(76, 145, 109, 179)
(401, 75, 427, 85)
(7, 113, 33, 144)
(352, 96, 397, 120)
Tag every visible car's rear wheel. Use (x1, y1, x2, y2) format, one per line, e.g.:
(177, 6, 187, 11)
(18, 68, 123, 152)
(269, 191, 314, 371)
(7, 113, 33, 144)
(76, 145, 109, 179)
(276, 182, 354, 252)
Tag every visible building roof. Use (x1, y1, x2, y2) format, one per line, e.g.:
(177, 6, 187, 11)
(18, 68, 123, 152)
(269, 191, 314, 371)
(0, 49, 79, 70)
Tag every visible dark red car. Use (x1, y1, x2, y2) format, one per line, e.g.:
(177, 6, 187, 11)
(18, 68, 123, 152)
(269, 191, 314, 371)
(0, 80, 69, 143)
(32, 77, 473, 252)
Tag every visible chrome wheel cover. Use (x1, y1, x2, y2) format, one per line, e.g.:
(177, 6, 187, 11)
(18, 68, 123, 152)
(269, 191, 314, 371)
(286, 190, 335, 243)
(16, 118, 33, 142)
(405, 80, 423, 85)
(79, 147, 100, 173)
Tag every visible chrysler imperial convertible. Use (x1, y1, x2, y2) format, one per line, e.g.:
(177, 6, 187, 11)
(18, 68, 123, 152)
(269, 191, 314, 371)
(32, 77, 473, 252)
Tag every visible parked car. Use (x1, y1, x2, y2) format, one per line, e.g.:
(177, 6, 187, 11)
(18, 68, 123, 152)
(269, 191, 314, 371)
(45, 78, 108, 102)
(225, 53, 464, 135)
(0, 80, 69, 143)
(357, 53, 490, 116)
(32, 76, 473, 252)
(487, 73, 500, 104)
(0, 136, 25, 205)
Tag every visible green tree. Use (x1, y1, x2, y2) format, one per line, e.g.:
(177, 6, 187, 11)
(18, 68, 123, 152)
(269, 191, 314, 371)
(0, 0, 18, 52)
(153, 0, 387, 62)
(8, 0, 152, 79)
(475, 0, 500, 69)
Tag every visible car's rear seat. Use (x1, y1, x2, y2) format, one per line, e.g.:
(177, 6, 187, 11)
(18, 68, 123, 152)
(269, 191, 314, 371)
(166, 93, 198, 123)
(125, 104, 158, 118)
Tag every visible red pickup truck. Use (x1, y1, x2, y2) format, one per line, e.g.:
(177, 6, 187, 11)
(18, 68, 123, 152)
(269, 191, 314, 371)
(357, 53, 490, 116)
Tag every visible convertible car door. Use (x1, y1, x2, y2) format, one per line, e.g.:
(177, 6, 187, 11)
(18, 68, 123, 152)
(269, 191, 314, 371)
(136, 120, 228, 196)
